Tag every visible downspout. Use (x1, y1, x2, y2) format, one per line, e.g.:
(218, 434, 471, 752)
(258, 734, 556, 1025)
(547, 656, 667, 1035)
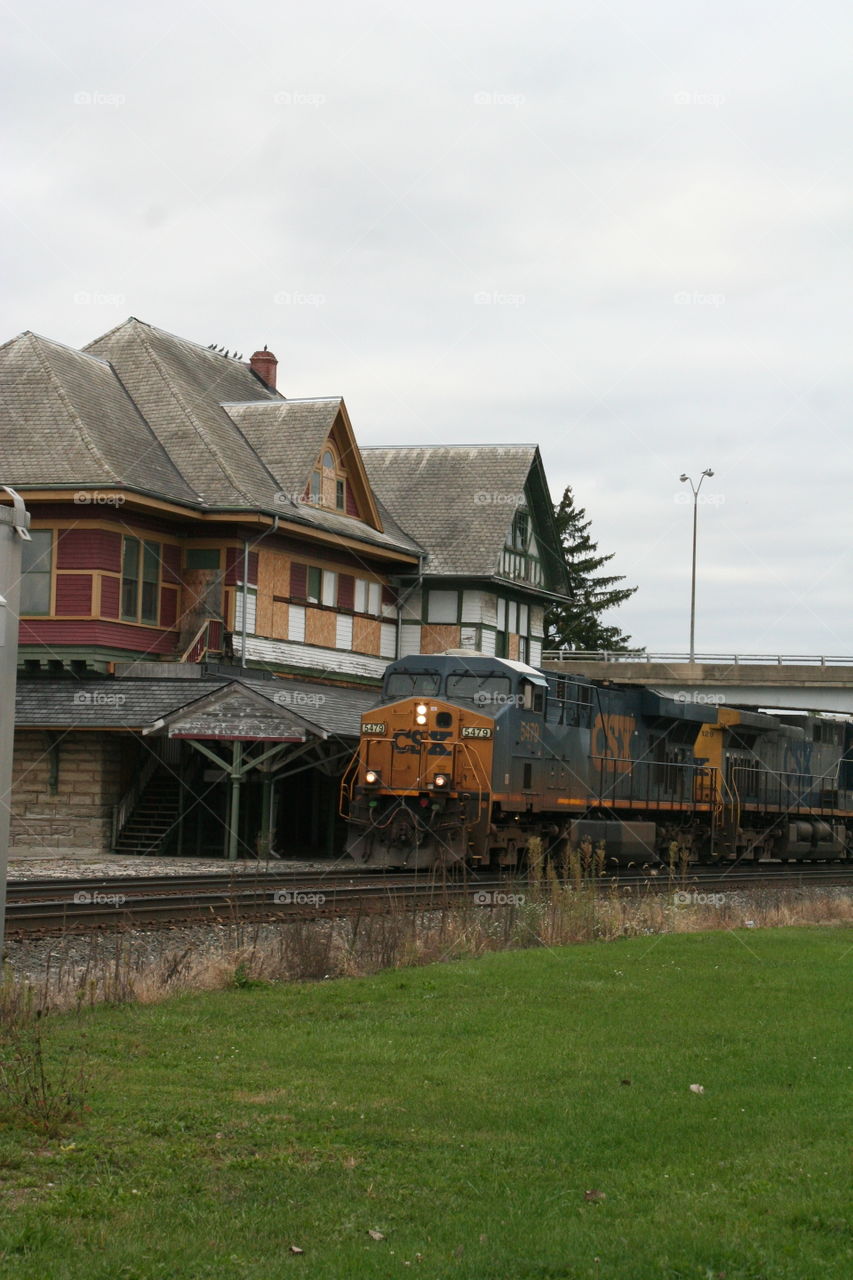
(241, 516, 280, 671)
(395, 551, 427, 659)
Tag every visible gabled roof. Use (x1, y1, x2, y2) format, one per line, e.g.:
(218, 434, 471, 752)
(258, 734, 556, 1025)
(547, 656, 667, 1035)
(362, 445, 568, 590)
(224, 397, 343, 500)
(0, 331, 199, 506)
(84, 318, 283, 509)
(224, 398, 422, 556)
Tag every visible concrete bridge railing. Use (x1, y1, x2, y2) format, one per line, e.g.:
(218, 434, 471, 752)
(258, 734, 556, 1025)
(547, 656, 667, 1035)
(542, 652, 853, 667)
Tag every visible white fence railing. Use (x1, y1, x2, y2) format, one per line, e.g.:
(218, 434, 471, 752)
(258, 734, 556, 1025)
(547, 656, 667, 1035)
(542, 651, 853, 667)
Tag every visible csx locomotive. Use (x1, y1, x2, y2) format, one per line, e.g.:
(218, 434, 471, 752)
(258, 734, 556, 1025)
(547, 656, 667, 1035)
(343, 652, 853, 869)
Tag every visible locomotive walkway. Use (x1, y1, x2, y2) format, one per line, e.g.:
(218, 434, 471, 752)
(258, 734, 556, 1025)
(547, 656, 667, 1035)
(542, 653, 853, 714)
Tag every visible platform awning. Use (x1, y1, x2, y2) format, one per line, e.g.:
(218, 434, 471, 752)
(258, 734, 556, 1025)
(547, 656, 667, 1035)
(143, 683, 317, 743)
(15, 673, 379, 741)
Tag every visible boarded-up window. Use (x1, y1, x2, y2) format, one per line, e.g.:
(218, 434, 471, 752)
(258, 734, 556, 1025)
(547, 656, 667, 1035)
(288, 604, 305, 642)
(290, 562, 307, 601)
(380, 622, 397, 659)
(336, 614, 353, 649)
(427, 591, 458, 624)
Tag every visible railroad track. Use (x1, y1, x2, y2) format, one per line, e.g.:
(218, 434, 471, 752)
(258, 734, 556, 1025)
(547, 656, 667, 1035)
(4, 863, 851, 936)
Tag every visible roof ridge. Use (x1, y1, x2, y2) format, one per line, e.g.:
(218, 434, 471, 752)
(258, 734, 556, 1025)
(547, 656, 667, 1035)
(223, 396, 343, 406)
(361, 443, 536, 451)
(2, 329, 114, 368)
(26, 333, 124, 486)
(133, 323, 277, 507)
(94, 316, 288, 383)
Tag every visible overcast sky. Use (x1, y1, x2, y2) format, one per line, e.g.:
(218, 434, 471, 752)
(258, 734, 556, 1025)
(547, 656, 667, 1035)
(2, 0, 850, 655)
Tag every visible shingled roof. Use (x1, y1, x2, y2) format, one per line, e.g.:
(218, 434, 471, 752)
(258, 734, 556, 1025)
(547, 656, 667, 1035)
(362, 445, 567, 589)
(224, 399, 423, 556)
(84, 318, 283, 509)
(1, 318, 566, 587)
(0, 331, 199, 506)
(15, 674, 377, 738)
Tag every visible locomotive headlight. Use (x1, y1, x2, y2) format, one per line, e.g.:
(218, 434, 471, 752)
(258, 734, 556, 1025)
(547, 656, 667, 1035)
(433, 773, 449, 788)
(415, 702, 428, 725)
(365, 769, 381, 785)
(416, 714, 427, 724)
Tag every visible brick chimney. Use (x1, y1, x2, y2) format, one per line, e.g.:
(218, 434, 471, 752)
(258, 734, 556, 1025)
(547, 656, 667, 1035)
(250, 346, 278, 390)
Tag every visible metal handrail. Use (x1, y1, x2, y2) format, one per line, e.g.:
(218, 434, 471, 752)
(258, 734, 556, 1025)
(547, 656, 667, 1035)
(543, 651, 853, 667)
(591, 754, 714, 809)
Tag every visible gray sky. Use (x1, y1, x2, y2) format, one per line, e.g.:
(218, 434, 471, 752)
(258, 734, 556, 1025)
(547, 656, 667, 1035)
(2, 0, 850, 655)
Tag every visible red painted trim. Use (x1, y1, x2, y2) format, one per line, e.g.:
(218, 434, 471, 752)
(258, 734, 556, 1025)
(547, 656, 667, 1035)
(101, 576, 120, 619)
(169, 734, 307, 742)
(56, 529, 122, 572)
(161, 543, 182, 584)
(160, 586, 178, 628)
(19, 619, 178, 653)
(55, 574, 93, 615)
(225, 547, 259, 586)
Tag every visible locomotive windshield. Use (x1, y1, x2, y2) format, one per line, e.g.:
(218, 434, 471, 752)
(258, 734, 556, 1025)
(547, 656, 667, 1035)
(385, 671, 442, 697)
(446, 672, 514, 703)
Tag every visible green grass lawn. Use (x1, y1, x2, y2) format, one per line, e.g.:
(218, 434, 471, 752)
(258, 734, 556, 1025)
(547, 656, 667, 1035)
(1, 926, 851, 1279)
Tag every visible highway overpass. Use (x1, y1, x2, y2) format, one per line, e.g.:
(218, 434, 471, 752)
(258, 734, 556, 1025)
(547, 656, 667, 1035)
(541, 653, 853, 715)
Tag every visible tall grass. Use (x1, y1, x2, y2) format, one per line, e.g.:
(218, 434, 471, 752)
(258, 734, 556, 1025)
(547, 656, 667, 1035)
(3, 862, 850, 1019)
(0, 973, 93, 1134)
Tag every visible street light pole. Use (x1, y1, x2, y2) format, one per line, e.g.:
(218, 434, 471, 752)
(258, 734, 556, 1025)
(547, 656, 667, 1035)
(679, 469, 714, 663)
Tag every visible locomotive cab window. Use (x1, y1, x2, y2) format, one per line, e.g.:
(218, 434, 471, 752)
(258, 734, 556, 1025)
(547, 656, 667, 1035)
(520, 680, 545, 713)
(385, 671, 441, 698)
(446, 672, 513, 703)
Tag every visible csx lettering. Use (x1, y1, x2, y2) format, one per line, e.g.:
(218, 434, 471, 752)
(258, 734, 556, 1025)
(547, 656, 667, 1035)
(392, 729, 452, 756)
(593, 714, 635, 770)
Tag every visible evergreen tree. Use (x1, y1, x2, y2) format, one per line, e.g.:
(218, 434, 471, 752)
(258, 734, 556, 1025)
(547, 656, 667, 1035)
(545, 485, 638, 652)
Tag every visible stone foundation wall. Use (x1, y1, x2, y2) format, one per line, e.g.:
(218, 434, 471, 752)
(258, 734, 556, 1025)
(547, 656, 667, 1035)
(10, 731, 124, 856)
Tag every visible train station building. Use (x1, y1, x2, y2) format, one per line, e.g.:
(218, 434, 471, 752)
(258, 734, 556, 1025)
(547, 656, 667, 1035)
(0, 318, 570, 859)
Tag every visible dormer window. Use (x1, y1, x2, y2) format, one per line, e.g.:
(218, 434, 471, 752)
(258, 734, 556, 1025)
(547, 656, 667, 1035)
(500, 507, 543, 586)
(308, 443, 348, 511)
(511, 509, 529, 551)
